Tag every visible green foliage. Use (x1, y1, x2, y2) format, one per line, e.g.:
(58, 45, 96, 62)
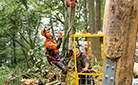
(0, 65, 22, 85)
(0, 0, 106, 84)
(135, 55, 138, 63)
(0, 0, 45, 67)
(66, 72, 76, 85)
(0, 65, 13, 84)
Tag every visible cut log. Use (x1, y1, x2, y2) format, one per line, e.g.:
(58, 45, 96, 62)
(45, 80, 60, 85)
(21, 79, 39, 85)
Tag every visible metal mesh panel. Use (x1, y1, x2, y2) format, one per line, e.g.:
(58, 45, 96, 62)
(78, 75, 103, 85)
(66, 34, 105, 85)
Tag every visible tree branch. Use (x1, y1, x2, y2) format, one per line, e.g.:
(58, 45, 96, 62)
(54, 14, 64, 24)
(34, 17, 41, 44)
(5, 70, 17, 85)
(21, 48, 30, 68)
(19, 32, 30, 45)
(14, 39, 28, 50)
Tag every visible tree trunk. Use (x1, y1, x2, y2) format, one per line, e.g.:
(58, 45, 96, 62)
(68, 7, 75, 49)
(89, 0, 95, 33)
(96, 0, 101, 31)
(95, 0, 102, 63)
(89, 0, 95, 65)
(91, 38, 102, 64)
(50, 14, 55, 37)
(89, 0, 102, 65)
(103, 0, 138, 85)
(83, 0, 88, 52)
(12, 34, 17, 65)
(84, 0, 87, 31)
(63, 5, 75, 55)
(62, 6, 69, 54)
(62, 3, 76, 83)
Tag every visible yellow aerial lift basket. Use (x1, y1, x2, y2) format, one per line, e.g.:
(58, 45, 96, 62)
(66, 34, 105, 85)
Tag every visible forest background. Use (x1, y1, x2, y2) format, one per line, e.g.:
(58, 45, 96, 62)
(0, 0, 138, 84)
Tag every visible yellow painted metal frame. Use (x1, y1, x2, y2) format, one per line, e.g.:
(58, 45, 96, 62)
(67, 73, 76, 79)
(67, 34, 105, 85)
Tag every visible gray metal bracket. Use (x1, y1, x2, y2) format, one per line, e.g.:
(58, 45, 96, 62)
(103, 58, 116, 85)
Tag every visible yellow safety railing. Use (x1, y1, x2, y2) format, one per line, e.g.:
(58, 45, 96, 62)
(66, 34, 105, 85)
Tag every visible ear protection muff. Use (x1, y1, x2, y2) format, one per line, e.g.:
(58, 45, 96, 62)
(43, 28, 53, 38)
(46, 32, 52, 38)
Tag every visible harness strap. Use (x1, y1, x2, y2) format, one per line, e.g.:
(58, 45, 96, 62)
(46, 51, 61, 62)
(48, 55, 57, 61)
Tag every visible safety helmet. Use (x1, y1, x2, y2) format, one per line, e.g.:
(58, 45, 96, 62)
(66, 0, 78, 8)
(42, 26, 53, 38)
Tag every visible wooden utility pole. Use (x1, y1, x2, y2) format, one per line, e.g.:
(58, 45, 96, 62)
(103, 0, 138, 85)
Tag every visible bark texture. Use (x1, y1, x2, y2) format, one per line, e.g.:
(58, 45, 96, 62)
(96, 0, 101, 31)
(91, 38, 102, 65)
(12, 34, 17, 64)
(68, 7, 75, 50)
(84, 0, 87, 31)
(103, 0, 138, 85)
(89, 0, 95, 33)
(89, 0, 102, 64)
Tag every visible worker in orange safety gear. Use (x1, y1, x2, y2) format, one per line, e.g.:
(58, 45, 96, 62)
(41, 26, 67, 75)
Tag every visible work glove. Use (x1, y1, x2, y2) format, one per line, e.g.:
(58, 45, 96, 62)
(58, 32, 62, 38)
(58, 32, 63, 42)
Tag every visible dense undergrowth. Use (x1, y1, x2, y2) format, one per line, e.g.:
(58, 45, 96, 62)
(0, 65, 21, 85)
(0, 56, 137, 85)
(0, 58, 61, 85)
